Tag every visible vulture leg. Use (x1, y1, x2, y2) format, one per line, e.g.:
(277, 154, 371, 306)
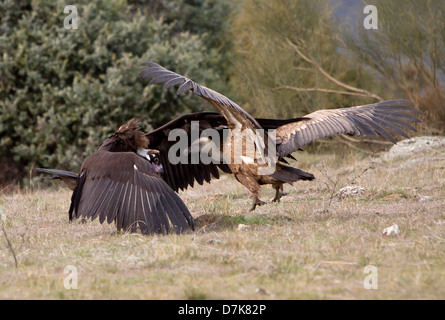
(281, 185, 289, 197)
(250, 197, 266, 211)
(234, 172, 266, 211)
(272, 183, 285, 203)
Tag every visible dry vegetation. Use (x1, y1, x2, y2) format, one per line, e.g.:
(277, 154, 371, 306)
(1, 143, 444, 299)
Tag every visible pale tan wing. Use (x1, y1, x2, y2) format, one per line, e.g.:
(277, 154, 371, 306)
(139, 62, 262, 131)
(276, 100, 421, 158)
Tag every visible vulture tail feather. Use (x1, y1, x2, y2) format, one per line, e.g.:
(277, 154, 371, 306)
(270, 165, 315, 183)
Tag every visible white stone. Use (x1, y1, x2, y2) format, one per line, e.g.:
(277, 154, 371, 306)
(383, 224, 400, 236)
(383, 136, 445, 161)
(336, 186, 365, 199)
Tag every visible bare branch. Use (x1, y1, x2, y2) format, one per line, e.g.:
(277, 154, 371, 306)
(273, 85, 378, 98)
(286, 37, 384, 102)
(2, 226, 18, 269)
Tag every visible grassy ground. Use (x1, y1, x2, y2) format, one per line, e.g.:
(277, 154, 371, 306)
(1, 144, 444, 299)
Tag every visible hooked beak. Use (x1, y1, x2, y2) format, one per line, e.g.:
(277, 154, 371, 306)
(137, 148, 164, 176)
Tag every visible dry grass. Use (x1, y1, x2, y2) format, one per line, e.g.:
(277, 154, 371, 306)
(1, 145, 444, 299)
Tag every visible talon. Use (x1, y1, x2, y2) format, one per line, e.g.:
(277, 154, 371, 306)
(250, 198, 266, 211)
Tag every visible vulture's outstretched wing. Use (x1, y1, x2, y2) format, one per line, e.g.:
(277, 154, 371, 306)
(145, 112, 306, 191)
(147, 111, 305, 145)
(276, 100, 421, 158)
(69, 150, 194, 235)
(139, 62, 261, 130)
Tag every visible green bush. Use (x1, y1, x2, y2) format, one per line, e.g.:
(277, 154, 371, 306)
(0, 0, 231, 185)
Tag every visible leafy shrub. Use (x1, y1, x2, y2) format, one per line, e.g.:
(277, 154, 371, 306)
(0, 0, 231, 185)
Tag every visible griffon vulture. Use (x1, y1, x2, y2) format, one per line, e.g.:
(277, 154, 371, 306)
(143, 111, 304, 193)
(139, 62, 422, 210)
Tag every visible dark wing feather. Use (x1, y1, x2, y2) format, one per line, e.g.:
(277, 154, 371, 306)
(153, 125, 227, 192)
(276, 100, 421, 158)
(146, 112, 230, 192)
(69, 150, 194, 234)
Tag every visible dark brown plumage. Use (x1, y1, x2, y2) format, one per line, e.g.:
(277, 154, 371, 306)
(139, 62, 422, 210)
(37, 119, 194, 235)
(36, 114, 299, 231)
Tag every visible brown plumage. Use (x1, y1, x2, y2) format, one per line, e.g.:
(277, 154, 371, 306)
(144, 111, 303, 193)
(140, 62, 422, 210)
(37, 119, 194, 235)
(36, 114, 298, 230)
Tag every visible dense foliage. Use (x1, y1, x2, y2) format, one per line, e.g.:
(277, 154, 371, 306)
(0, 0, 232, 184)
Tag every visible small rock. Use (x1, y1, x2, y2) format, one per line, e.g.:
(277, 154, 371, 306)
(336, 186, 365, 199)
(255, 287, 270, 295)
(383, 224, 400, 236)
(237, 224, 249, 231)
(414, 195, 433, 203)
(208, 239, 222, 245)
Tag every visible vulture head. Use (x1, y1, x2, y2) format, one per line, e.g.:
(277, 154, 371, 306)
(98, 119, 148, 152)
(97, 119, 163, 175)
(116, 118, 149, 151)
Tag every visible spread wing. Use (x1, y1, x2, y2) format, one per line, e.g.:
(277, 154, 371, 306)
(69, 150, 194, 234)
(145, 112, 307, 191)
(139, 62, 262, 131)
(146, 112, 230, 192)
(276, 100, 422, 158)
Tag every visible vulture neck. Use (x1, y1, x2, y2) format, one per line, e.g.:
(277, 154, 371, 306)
(98, 137, 129, 152)
(98, 135, 143, 153)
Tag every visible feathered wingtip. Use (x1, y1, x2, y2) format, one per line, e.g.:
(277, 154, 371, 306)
(141, 61, 161, 67)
